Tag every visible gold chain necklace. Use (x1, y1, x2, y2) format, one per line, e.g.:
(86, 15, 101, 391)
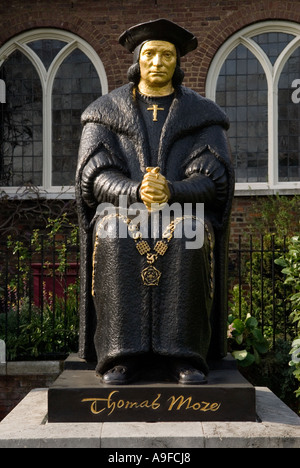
(92, 214, 200, 292)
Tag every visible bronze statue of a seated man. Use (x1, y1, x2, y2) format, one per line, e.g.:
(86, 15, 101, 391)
(76, 19, 234, 385)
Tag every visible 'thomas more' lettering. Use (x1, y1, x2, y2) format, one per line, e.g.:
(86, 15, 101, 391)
(81, 390, 221, 416)
(82, 391, 161, 416)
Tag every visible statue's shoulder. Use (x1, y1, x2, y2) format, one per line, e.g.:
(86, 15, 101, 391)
(81, 84, 131, 124)
(179, 86, 216, 107)
(179, 86, 229, 127)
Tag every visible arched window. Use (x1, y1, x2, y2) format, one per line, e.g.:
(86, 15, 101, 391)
(0, 29, 108, 197)
(206, 21, 300, 194)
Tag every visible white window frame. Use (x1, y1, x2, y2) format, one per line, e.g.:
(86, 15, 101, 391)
(0, 29, 108, 199)
(206, 21, 300, 195)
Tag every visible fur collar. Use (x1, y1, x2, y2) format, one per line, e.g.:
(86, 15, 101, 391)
(81, 83, 229, 172)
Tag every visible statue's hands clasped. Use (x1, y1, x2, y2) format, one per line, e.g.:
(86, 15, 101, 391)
(141, 167, 171, 211)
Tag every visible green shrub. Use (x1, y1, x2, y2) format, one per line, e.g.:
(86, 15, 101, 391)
(0, 214, 79, 360)
(229, 234, 295, 341)
(229, 195, 299, 340)
(227, 314, 269, 367)
(0, 284, 79, 360)
(275, 236, 300, 400)
(240, 339, 299, 414)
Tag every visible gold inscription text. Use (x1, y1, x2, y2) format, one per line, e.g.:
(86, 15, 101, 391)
(82, 391, 161, 416)
(81, 391, 222, 416)
(167, 395, 221, 412)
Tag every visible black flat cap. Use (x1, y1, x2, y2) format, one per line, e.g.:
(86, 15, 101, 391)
(119, 19, 198, 57)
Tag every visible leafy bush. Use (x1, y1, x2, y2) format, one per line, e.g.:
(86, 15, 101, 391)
(229, 235, 295, 341)
(250, 194, 300, 237)
(229, 195, 299, 341)
(240, 339, 299, 414)
(0, 283, 79, 361)
(228, 196, 299, 413)
(275, 236, 300, 400)
(0, 214, 79, 360)
(290, 339, 300, 399)
(227, 314, 269, 367)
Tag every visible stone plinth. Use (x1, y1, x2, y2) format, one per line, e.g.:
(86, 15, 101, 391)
(0, 387, 299, 448)
(48, 367, 256, 423)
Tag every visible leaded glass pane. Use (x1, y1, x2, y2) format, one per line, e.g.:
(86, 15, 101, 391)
(27, 39, 67, 70)
(216, 44, 268, 183)
(278, 46, 300, 182)
(252, 33, 295, 65)
(52, 48, 102, 186)
(0, 50, 43, 186)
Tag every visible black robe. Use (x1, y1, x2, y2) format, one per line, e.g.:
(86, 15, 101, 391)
(76, 83, 234, 374)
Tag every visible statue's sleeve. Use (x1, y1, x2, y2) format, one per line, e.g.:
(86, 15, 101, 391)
(81, 151, 140, 208)
(169, 125, 230, 209)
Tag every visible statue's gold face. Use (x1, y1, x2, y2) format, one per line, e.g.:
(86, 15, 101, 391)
(138, 40, 177, 96)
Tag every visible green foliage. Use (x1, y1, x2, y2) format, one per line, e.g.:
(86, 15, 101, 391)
(275, 236, 300, 325)
(229, 195, 300, 344)
(227, 314, 269, 367)
(251, 194, 300, 237)
(290, 339, 300, 399)
(0, 214, 79, 360)
(228, 240, 292, 342)
(228, 195, 299, 412)
(0, 286, 79, 360)
(275, 236, 300, 399)
(240, 339, 299, 414)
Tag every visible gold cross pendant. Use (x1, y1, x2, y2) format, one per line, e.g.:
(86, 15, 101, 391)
(147, 104, 164, 122)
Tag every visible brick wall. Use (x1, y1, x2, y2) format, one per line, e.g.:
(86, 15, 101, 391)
(1, 0, 300, 94)
(0, 374, 58, 421)
(0, 362, 62, 421)
(230, 197, 255, 248)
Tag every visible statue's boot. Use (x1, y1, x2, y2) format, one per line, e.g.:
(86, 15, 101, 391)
(170, 359, 207, 385)
(100, 358, 140, 385)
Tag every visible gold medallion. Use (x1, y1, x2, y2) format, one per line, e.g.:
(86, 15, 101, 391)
(141, 265, 161, 286)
